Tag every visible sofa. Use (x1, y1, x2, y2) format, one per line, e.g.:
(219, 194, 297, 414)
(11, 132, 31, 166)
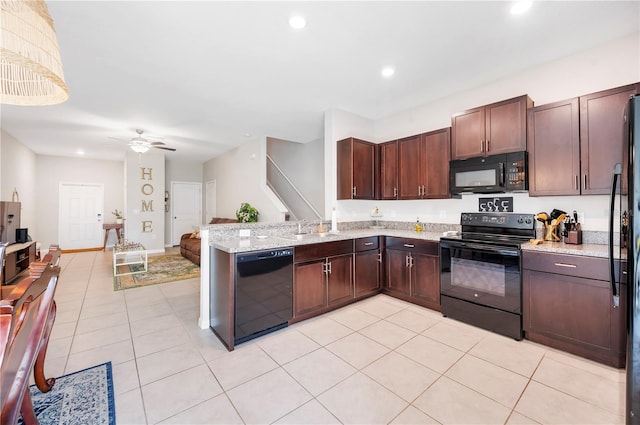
(180, 217, 238, 265)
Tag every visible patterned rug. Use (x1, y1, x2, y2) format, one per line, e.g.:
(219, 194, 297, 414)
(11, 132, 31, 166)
(114, 254, 200, 290)
(19, 362, 115, 425)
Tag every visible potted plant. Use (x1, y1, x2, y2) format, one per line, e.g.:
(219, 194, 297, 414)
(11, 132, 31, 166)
(236, 202, 259, 223)
(112, 209, 124, 224)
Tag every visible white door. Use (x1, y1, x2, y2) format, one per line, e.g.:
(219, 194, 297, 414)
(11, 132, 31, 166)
(59, 183, 104, 250)
(171, 182, 202, 245)
(205, 180, 216, 224)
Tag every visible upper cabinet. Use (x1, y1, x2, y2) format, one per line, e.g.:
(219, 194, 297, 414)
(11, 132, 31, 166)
(451, 95, 533, 160)
(528, 98, 581, 196)
(528, 83, 639, 196)
(397, 128, 451, 200)
(337, 137, 376, 200)
(379, 140, 398, 200)
(579, 83, 640, 195)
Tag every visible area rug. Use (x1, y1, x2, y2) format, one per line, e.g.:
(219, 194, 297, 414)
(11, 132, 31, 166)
(114, 254, 200, 290)
(19, 362, 115, 425)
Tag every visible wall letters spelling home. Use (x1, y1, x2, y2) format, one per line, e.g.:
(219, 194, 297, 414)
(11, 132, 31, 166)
(141, 167, 153, 232)
(479, 196, 513, 212)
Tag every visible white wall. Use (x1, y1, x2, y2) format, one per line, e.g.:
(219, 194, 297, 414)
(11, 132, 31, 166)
(0, 130, 38, 239)
(326, 33, 640, 231)
(203, 137, 282, 222)
(35, 155, 124, 249)
(267, 137, 324, 217)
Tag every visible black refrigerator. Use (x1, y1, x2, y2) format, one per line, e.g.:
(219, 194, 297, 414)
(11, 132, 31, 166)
(611, 93, 640, 424)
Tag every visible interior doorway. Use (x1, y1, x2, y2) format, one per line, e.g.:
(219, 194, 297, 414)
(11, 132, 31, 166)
(171, 181, 202, 246)
(58, 182, 104, 250)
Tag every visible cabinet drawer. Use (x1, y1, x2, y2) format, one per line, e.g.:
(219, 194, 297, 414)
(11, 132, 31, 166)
(385, 237, 438, 256)
(522, 251, 609, 280)
(355, 237, 379, 252)
(295, 239, 353, 262)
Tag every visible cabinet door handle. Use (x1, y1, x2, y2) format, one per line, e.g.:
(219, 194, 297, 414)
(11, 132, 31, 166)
(352, 186, 357, 197)
(575, 175, 579, 190)
(403, 244, 415, 248)
(393, 187, 397, 197)
(486, 140, 490, 152)
(584, 174, 588, 190)
(327, 261, 332, 274)
(364, 242, 374, 246)
(554, 262, 577, 268)
(418, 185, 421, 196)
(409, 256, 414, 268)
(405, 255, 410, 267)
(480, 140, 484, 153)
(377, 252, 382, 263)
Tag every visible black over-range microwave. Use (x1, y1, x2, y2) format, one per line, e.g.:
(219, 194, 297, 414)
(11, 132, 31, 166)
(449, 151, 528, 195)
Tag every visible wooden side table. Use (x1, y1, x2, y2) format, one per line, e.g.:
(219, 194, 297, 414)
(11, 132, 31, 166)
(102, 223, 123, 250)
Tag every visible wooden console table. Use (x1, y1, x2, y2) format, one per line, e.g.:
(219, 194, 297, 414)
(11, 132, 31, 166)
(102, 223, 123, 250)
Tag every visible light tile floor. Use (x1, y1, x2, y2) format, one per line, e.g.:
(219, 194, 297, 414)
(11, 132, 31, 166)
(43, 250, 626, 424)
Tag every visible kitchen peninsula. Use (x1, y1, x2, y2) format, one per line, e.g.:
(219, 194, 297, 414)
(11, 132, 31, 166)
(199, 220, 625, 366)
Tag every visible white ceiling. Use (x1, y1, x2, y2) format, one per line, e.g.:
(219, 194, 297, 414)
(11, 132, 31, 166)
(1, 1, 639, 162)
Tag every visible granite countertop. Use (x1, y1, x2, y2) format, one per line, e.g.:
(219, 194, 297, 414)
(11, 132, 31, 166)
(210, 228, 443, 253)
(209, 224, 625, 259)
(520, 240, 626, 260)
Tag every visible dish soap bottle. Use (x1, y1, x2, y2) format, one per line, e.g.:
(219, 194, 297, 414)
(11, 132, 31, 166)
(415, 217, 423, 232)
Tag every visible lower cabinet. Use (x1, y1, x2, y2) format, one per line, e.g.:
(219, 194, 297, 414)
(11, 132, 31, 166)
(384, 237, 440, 311)
(522, 251, 626, 367)
(293, 240, 354, 321)
(354, 237, 382, 298)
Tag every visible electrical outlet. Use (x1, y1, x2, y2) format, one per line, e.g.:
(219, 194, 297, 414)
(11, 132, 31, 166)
(239, 229, 251, 238)
(577, 212, 585, 224)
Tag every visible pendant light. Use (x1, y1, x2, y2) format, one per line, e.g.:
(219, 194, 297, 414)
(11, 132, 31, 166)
(1, 0, 69, 105)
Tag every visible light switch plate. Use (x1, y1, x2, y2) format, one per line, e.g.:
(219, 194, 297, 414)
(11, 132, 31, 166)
(239, 229, 251, 238)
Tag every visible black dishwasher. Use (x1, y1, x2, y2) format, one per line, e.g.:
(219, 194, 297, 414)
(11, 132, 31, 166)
(234, 248, 293, 345)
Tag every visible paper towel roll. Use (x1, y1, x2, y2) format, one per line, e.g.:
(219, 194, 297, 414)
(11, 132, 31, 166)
(331, 208, 339, 233)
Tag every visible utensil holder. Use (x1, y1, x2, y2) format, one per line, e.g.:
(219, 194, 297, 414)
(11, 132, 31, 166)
(544, 224, 561, 241)
(564, 230, 582, 245)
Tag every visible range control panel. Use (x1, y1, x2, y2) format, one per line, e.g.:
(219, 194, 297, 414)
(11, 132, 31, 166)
(460, 212, 534, 230)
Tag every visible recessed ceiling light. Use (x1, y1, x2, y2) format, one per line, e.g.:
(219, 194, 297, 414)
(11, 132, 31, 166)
(244, 133, 252, 138)
(289, 16, 306, 29)
(76, 150, 85, 155)
(510, 0, 532, 15)
(381, 67, 395, 78)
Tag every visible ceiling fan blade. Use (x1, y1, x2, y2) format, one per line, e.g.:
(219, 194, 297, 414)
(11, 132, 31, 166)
(153, 146, 176, 152)
(150, 141, 166, 146)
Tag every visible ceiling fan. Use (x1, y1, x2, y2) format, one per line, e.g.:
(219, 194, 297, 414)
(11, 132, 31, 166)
(109, 129, 176, 153)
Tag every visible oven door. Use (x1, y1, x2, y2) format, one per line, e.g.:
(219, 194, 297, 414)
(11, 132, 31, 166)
(440, 240, 521, 313)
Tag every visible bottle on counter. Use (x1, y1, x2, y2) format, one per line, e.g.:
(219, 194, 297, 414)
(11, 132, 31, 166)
(415, 217, 423, 232)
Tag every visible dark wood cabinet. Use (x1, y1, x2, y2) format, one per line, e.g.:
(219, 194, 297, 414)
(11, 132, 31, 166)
(522, 251, 626, 367)
(452, 95, 532, 160)
(379, 141, 398, 200)
(423, 128, 451, 198)
(397, 134, 423, 199)
(580, 83, 640, 195)
(294, 261, 326, 316)
(293, 240, 353, 321)
(397, 129, 451, 200)
(354, 237, 381, 298)
(384, 237, 440, 310)
(337, 137, 376, 200)
(528, 83, 639, 197)
(528, 98, 580, 196)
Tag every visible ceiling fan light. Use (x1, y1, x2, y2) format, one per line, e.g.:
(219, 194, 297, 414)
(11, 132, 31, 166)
(130, 144, 149, 154)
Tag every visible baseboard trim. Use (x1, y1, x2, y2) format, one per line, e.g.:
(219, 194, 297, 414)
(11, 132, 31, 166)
(61, 247, 103, 254)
